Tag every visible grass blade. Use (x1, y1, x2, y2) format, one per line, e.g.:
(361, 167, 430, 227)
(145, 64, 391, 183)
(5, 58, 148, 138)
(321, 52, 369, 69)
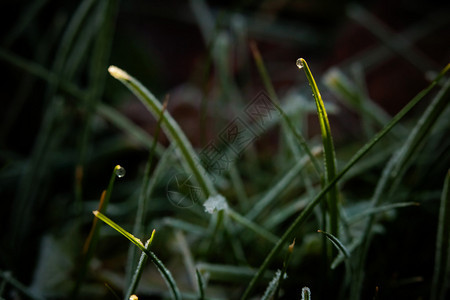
(125, 230, 156, 300)
(298, 58, 340, 238)
(249, 42, 322, 176)
(93, 211, 181, 299)
(317, 230, 350, 259)
(108, 65, 216, 199)
(431, 170, 450, 300)
(240, 63, 449, 300)
(301, 287, 311, 300)
(93, 210, 145, 251)
(196, 269, 205, 300)
(261, 269, 282, 300)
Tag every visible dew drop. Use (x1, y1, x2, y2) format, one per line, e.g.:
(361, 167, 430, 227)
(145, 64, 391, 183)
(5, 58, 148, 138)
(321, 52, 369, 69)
(115, 165, 126, 178)
(296, 58, 304, 69)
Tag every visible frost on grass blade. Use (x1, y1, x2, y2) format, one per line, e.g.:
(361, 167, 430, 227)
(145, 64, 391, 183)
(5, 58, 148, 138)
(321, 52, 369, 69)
(261, 269, 282, 300)
(301, 287, 311, 300)
(108, 65, 130, 80)
(203, 194, 228, 214)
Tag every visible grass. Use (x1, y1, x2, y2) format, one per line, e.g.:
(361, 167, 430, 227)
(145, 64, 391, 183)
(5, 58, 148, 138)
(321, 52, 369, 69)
(1, 1, 449, 299)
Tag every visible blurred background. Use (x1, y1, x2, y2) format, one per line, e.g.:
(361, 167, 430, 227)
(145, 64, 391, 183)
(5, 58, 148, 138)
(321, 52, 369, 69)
(0, 0, 449, 299)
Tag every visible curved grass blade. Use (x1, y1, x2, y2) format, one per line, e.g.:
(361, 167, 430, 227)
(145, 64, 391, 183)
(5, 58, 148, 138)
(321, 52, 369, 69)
(240, 63, 449, 300)
(431, 170, 450, 300)
(108, 65, 216, 199)
(301, 287, 311, 300)
(298, 58, 339, 238)
(250, 42, 322, 176)
(317, 230, 350, 259)
(93, 211, 181, 299)
(125, 230, 156, 300)
(196, 269, 205, 300)
(261, 270, 282, 300)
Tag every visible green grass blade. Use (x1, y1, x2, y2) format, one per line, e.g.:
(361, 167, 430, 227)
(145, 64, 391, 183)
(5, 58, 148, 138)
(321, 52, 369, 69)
(108, 65, 216, 199)
(94, 211, 181, 299)
(317, 230, 350, 259)
(196, 269, 205, 300)
(298, 58, 340, 238)
(125, 230, 155, 300)
(93, 210, 145, 250)
(240, 63, 449, 300)
(249, 42, 322, 176)
(431, 170, 450, 300)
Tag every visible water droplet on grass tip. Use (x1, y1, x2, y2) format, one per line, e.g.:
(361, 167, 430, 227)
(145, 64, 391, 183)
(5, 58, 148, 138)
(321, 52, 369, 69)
(115, 165, 126, 178)
(296, 58, 304, 69)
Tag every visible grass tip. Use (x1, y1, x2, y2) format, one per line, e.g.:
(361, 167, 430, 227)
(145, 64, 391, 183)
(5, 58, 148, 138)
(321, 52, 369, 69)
(108, 65, 130, 80)
(93, 210, 99, 216)
(296, 58, 305, 69)
(289, 239, 296, 253)
(114, 165, 126, 178)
